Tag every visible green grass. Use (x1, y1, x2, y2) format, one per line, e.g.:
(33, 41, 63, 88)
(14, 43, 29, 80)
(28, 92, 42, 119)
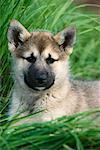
(0, 109, 100, 150)
(0, 0, 100, 149)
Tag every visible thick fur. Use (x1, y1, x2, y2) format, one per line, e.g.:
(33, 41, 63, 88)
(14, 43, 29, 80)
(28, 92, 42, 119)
(8, 20, 100, 122)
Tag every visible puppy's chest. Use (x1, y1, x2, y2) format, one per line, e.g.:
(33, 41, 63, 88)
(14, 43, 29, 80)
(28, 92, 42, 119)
(25, 93, 67, 121)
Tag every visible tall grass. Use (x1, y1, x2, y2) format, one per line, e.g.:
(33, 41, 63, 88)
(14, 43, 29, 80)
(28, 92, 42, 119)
(0, 109, 100, 150)
(0, 0, 100, 149)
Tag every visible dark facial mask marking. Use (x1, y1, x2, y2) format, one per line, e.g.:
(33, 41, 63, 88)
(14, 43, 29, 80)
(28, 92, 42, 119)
(24, 63, 55, 91)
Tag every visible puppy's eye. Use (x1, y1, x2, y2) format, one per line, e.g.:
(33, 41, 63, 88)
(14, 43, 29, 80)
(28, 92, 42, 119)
(46, 54, 58, 64)
(25, 53, 36, 63)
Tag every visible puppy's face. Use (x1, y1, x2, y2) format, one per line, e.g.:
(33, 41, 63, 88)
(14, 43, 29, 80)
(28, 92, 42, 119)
(8, 20, 75, 91)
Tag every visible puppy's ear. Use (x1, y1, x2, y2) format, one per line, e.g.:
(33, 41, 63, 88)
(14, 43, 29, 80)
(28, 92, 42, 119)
(7, 20, 31, 52)
(54, 27, 76, 55)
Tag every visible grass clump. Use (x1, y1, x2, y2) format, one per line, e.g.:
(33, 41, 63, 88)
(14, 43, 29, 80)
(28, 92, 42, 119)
(0, 109, 100, 150)
(0, 0, 100, 149)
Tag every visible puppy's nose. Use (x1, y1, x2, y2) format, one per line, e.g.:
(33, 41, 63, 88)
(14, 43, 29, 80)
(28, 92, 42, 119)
(36, 73, 47, 84)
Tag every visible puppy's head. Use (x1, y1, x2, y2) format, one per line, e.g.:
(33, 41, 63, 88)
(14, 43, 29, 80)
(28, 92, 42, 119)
(8, 20, 76, 91)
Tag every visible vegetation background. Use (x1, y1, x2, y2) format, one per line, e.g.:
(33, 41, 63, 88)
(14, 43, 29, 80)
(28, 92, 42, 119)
(0, 0, 100, 149)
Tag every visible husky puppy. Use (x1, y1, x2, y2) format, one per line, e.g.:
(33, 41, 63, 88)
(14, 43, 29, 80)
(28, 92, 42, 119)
(7, 20, 100, 122)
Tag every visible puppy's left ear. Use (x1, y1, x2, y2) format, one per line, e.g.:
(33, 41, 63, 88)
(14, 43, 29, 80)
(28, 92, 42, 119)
(54, 27, 76, 55)
(7, 20, 31, 52)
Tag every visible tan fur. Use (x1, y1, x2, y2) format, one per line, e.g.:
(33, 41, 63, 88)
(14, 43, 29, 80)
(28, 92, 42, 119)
(7, 20, 100, 123)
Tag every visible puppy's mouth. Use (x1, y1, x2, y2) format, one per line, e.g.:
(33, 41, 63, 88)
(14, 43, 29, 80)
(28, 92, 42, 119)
(24, 75, 55, 91)
(32, 81, 54, 91)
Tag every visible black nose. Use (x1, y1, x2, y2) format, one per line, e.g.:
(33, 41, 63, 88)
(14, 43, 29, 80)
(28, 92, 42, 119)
(36, 73, 47, 84)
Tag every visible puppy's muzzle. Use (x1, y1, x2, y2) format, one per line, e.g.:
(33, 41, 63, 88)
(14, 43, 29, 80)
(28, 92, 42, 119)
(35, 72, 48, 85)
(24, 64, 55, 91)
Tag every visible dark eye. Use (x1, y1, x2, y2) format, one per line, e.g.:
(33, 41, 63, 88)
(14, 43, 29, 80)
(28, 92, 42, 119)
(26, 53, 36, 63)
(46, 54, 58, 64)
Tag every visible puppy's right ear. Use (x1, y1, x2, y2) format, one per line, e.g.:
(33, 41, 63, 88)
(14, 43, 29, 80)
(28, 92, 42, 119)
(54, 27, 76, 55)
(7, 20, 31, 52)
